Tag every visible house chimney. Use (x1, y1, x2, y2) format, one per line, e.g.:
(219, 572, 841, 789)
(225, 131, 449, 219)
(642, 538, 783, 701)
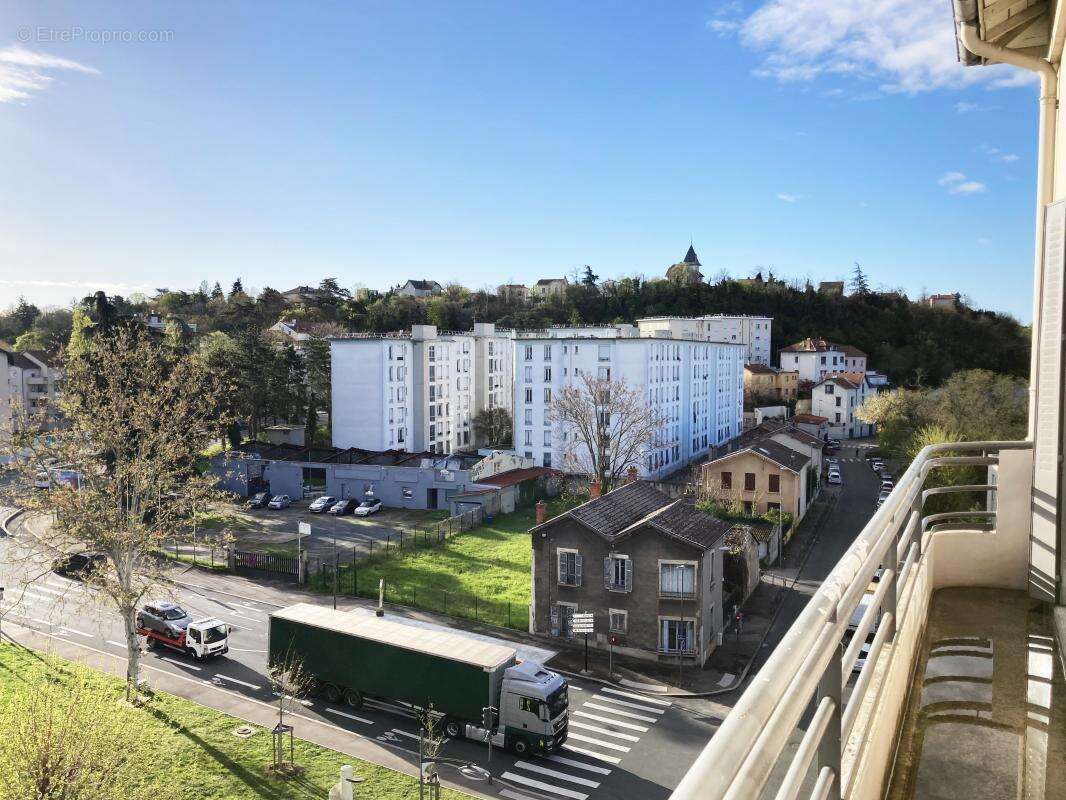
(626, 466, 639, 484)
(535, 500, 549, 525)
(589, 480, 602, 500)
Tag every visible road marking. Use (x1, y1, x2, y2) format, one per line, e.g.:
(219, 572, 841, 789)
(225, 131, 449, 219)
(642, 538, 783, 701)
(106, 640, 125, 648)
(389, 728, 420, 741)
(560, 743, 621, 764)
(160, 657, 200, 671)
(568, 685, 583, 691)
(544, 754, 612, 775)
(571, 710, 648, 732)
(499, 790, 541, 800)
(500, 771, 588, 800)
(580, 702, 658, 723)
(568, 720, 640, 742)
(589, 694, 665, 715)
(565, 732, 630, 753)
(214, 674, 260, 690)
(272, 691, 313, 706)
(600, 687, 672, 707)
(513, 760, 600, 788)
(323, 707, 374, 725)
(59, 627, 93, 638)
(226, 647, 267, 654)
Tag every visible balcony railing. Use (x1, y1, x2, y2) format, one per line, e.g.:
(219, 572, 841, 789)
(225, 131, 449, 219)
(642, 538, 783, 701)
(671, 439, 1036, 800)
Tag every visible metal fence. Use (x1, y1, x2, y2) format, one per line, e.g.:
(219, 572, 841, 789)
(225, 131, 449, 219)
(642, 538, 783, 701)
(157, 538, 228, 570)
(233, 549, 300, 577)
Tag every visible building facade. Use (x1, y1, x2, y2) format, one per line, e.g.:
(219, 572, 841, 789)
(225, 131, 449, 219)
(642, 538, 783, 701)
(743, 363, 799, 403)
(778, 338, 848, 383)
(636, 315, 773, 365)
(330, 323, 513, 454)
(811, 372, 876, 439)
(530, 278, 569, 298)
(529, 481, 729, 667)
(511, 327, 744, 480)
(396, 279, 443, 297)
(5, 348, 61, 428)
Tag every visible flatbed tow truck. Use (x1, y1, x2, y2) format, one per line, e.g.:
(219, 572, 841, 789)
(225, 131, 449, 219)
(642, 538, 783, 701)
(138, 616, 230, 660)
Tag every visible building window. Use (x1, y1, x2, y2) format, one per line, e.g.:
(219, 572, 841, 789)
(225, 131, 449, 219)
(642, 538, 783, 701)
(524, 409, 533, 425)
(659, 618, 695, 654)
(557, 550, 582, 586)
(768, 501, 781, 512)
(543, 452, 552, 467)
(525, 388, 533, 403)
(524, 430, 532, 446)
(604, 555, 632, 592)
(544, 388, 552, 403)
(659, 562, 695, 599)
(524, 367, 533, 383)
(598, 345, 610, 362)
(609, 609, 628, 634)
(402, 487, 413, 499)
(768, 474, 780, 493)
(721, 471, 732, 489)
(543, 344, 551, 360)
(543, 430, 551, 447)
(744, 472, 756, 491)
(544, 366, 552, 382)
(524, 345, 533, 361)
(551, 603, 576, 637)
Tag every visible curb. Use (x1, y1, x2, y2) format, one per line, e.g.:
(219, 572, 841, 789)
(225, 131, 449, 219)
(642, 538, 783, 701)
(1, 507, 24, 537)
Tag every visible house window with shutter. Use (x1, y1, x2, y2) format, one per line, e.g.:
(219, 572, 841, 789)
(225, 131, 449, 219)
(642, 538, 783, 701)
(609, 609, 628, 634)
(768, 474, 781, 493)
(551, 603, 577, 637)
(721, 471, 732, 489)
(604, 554, 632, 592)
(744, 472, 756, 491)
(557, 549, 582, 586)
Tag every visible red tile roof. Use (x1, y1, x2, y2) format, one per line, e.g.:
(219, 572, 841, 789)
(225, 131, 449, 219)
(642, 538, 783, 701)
(793, 413, 828, 424)
(476, 466, 555, 488)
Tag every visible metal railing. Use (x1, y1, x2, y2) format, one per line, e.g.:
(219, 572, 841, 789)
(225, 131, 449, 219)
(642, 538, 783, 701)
(670, 439, 1032, 800)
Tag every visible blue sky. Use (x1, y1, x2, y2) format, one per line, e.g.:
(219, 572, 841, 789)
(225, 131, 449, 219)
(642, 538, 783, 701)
(0, 1, 1041, 320)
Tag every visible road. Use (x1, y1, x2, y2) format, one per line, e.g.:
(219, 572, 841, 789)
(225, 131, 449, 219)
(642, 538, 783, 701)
(0, 514, 718, 800)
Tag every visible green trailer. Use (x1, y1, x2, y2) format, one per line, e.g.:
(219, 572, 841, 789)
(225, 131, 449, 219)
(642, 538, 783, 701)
(268, 603, 569, 754)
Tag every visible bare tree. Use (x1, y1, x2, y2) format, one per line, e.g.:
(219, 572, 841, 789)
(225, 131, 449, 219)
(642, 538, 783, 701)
(267, 650, 312, 772)
(2, 325, 232, 701)
(549, 373, 664, 493)
(416, 705, 445, 800)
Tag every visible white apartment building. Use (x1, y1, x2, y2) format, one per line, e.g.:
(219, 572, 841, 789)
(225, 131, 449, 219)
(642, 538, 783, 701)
(810, 371, 875, 439)
(636, 315, 773, 365)
(4, 348, 62, 430)
(778, 337, 848, 383)
(331, 323, 513, 454)
(512, 327, 744, 479)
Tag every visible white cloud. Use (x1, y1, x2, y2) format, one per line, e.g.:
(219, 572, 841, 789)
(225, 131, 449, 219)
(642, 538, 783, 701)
(777, 192, 799, 202)
(723, 0, 1036, 94)
(0, 44, 98, 103)
(977, 143, 1020, 163)
(950, 180, 986, 194)
(955, 101, 979, 113)
(938, 171, 966, 186)
(0, 278, 151, 293)
(707, 19, 740, 35)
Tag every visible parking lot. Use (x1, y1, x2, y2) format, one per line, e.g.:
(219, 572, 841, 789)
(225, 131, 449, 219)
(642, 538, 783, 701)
(206, 498, 450, 559)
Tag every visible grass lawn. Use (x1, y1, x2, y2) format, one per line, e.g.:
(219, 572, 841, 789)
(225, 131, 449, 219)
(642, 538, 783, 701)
(0, 644, 469, 800)
(308, 499, 576, 629)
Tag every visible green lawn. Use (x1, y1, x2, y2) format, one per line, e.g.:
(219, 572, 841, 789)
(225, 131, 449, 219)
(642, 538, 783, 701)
(307, 500, 576, 630)
(0, 645, 468, 800)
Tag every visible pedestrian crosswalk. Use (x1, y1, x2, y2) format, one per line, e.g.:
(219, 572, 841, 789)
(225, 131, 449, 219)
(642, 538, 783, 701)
(498, 683, 673, 800)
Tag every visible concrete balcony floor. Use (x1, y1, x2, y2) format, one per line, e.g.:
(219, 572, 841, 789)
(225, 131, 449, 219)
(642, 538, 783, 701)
(887, 588, 1066, 800)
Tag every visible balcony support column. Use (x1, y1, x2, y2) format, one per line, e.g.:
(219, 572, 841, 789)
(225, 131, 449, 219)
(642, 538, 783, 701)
(882, 527, 899, 642)
(816, 609, 843, 800)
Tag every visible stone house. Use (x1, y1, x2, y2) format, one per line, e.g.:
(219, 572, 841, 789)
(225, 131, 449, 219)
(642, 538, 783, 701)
(529, 481, 731, 667)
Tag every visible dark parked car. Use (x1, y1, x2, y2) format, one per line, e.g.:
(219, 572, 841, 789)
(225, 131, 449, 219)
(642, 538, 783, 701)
(247, 491, 270, 509)
(52, 551, 106, 579)
(137, 601, 194, 638)
(328, 498, 358, 516)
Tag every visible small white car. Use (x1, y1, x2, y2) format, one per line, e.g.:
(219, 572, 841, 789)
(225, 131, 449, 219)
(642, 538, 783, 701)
(828, 472, 842, 485)
(353, 498, 383, 517)
(308, 495, 337, 513)
(880, 480, 894, 492)
(267, 494, 291, 510)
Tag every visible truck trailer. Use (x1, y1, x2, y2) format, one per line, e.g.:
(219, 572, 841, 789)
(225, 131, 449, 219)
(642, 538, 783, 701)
(268, 603, 569, 755)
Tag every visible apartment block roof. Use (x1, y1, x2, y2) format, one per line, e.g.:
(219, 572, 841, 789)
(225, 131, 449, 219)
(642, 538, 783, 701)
(530, 480, 735, 552)
(793, 413, 829, 424)
(779, 337, 842, 354)
(222, 442, 482, 470)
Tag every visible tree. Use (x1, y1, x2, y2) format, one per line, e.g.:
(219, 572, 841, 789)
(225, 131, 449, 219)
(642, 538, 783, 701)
(849, 262, 870, 296)
(12, 330, 44, 351)
(581, 265, 599, 287)
(0, 663, 169, 800)
(67, 305, 92, 358)
(4, 325, 232, 700)
(548, 373, 664, 493)
(472, 407, 512, 448)
(267, 651, 311, 773)
(303, 336, 331, 446)
(229, 278, 245, 299)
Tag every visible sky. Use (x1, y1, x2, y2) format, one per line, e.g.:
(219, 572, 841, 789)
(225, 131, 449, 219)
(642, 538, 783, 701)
(0, 1, 1043, 320)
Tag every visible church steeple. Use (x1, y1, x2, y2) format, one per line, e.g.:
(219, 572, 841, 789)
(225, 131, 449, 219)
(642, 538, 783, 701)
(683, 244, 701, 267)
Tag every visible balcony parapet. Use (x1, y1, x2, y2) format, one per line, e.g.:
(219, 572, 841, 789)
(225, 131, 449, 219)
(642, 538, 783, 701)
(670, 439, 1035, 800)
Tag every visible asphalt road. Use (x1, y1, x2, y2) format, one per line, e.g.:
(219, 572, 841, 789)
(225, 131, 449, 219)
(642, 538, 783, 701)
(0, 516, 719, 800)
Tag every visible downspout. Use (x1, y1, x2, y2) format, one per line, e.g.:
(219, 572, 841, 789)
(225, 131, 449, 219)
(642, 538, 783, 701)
(955, 12, 1057, 438)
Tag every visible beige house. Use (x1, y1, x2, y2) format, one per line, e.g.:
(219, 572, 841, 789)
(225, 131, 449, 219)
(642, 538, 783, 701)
(529, 278, 568, 298)
(744, 363, 799, 403)
(699, 439, 813, 522)
(497, 284, 530, 301)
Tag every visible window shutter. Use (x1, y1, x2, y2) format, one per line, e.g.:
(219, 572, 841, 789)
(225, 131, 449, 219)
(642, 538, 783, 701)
(557, 551, 564, 583)
(604, 557, 612, 589)
(575, 554, 583, 586)
(625, 558, 633, 592)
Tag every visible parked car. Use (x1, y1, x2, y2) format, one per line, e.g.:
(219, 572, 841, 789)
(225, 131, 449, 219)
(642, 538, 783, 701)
(877, 489, 891, 506)
(328, 498, 358, 516)
(309, 495, 337, 513)
(137, 601, 194, 637)
(353, 498, 383, 517)
(829, 439, 842, 448)
(852, 631, 876, 673)
(828, 471, 842, 485)
(880, 479, 894, 492)
(267, 494, 292, 510)
(246, 491, 271, 509)
(870, 460, 884, 472)
(52, 551, 106, 579)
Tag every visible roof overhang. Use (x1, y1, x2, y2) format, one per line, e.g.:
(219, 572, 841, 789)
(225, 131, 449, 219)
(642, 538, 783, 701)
(954, 0, 1051, 65)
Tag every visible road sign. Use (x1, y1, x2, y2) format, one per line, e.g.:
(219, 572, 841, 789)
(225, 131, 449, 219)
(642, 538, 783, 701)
(571, 612, 593, 633)
(298, 522, 311, 536)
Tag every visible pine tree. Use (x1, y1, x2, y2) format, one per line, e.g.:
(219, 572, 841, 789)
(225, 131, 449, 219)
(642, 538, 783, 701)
(850, 262, 870, 295)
